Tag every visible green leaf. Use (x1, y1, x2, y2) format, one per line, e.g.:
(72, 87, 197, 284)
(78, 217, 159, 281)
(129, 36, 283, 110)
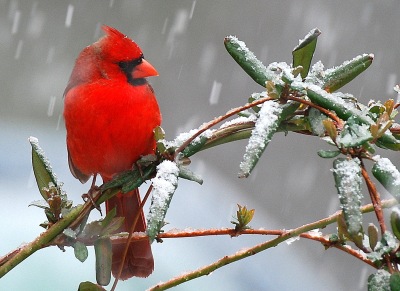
(292, 28, 321, 79)
(29, 136, 58, 201)
(308, 107, 327, 136)
(178, 165, 203, 185)
(338, 119, 373, 148)
(73, 241, 88, 263)
(323, 54, 374, 93)
(368, 270, 391, 291)
(332, 158, 363, 236)
(224, 35, 275, 87)
(390, 273, 400, 290)
(94, 238, 112, 286)
(147, 161, 179, 243)
(317, 149, 341, 159)
(239, 101, 299, 178)
(368, 223, 379, 251)
(78, 281, 106, 291)
(391, 208, 400, 241)
(231, 204, 255, 231)
(372, 157, 400, 201)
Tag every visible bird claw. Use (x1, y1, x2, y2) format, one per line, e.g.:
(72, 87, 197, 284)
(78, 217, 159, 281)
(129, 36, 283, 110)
(82, 175, 102, 215)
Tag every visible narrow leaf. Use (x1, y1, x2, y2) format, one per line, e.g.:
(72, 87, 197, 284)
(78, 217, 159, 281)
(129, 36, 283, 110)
(239, 101, 298, 178)
(317, 150, 341, 159)
(372, 157, 400, 201)
(368, 223, 379, 250)
(390, 208, 400, 241)
(178, 166, 203, 185)
(94, 238, 112, 286)
(323, 54, 374, 93)
(292, 28, 321, 79)
(224, 35, 275, 87)
(332, 158, 363, 236)
(29, 136, 58, 200)
(147, 161, 179, 242)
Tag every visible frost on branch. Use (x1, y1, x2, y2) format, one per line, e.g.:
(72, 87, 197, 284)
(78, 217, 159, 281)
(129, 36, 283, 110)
(239, 100, 282, 178)
(147, 160, 179, 242)
(332, 158, 363, 236)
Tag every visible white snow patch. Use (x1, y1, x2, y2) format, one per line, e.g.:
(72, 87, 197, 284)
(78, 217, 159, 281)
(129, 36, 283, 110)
(65, 4, 74, 28)
(374, 157, 400, 186)
(209, 80, 222, 105)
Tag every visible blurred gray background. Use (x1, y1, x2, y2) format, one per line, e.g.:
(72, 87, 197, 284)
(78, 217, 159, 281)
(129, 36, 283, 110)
(1, 1, 400, 290)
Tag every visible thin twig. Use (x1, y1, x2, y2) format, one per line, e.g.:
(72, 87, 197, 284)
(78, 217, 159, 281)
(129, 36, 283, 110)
(111, 184, 154, 291)
(173, 96, 274, 158)
(145, 199, 398, 290)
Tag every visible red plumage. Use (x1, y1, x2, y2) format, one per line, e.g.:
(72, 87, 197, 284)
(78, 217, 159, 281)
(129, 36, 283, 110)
(64, 25, 161, 279)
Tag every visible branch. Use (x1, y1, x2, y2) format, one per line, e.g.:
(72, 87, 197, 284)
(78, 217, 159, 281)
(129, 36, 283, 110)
(147, 198, 397, 290)
(0, 204, 84, 278)
(173, 96, 274, 158)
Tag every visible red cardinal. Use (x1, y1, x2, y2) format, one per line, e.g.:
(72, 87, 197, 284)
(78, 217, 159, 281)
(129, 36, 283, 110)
(63, 26, 161, 279)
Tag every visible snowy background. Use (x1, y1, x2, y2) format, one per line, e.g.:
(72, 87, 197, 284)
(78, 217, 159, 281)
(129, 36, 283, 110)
(1, 1, 400, 290)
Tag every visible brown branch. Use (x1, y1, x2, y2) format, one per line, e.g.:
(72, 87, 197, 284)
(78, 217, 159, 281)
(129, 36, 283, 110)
(287, 95, 343, 127)
(173, 96, 274, 158)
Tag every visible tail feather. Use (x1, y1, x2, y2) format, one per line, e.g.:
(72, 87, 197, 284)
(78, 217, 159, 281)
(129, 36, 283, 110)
(105, 188, 154, 279)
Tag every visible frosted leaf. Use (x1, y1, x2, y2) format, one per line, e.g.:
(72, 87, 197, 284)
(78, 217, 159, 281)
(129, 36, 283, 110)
(332, 158, 363, 235)
(306, 83, 374, 125)
(239, 101, 282, 177)
(29, 136, 58, 184)
(308, 107, 327, 136)
(147, 161, 179, 242)
(219, 115, 256, 129)
(374, 156, 400, 186)
(325, 54, 374, 76)
(226, 35, 275, 81)
(162, 128, 213, 150)
(368, 270, 390, 290)
(304, 61, 325, 87)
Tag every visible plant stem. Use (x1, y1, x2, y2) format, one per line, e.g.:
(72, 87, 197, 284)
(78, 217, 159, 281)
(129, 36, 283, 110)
(0, 204, 83, 278)
(147, 198, 397, 290)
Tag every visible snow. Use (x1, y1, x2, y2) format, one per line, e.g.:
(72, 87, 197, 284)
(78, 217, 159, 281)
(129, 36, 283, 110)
(305, 61, 325, 87)
(324, 54, 374, 76)
(306, 83, 374, 125)
(65, 4, 74, 28)
(332, 158, 363, 234)
(239, 101, 282, 176)
(163, 128, 213, 150)
(189, 0, 196, 19)
(286, 236, 300, 245)
(209, 80, 222, 105)
(147, 161, 179, 238)
(227, 35, 273, 81)
(219, 115, 256, 129)
(294, 28, 321, 50)
(47, 96, 56, 117)
(11, 9, 20, 34)
(14, 39, 23, 60)
(373, 156, 400, 186)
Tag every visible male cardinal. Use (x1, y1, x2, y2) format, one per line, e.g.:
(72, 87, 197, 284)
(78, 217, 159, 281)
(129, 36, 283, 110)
(63, 25, 161, 279)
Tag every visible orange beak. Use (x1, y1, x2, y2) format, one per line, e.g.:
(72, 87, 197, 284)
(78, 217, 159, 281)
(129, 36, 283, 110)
(132, 59, 159, 79)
